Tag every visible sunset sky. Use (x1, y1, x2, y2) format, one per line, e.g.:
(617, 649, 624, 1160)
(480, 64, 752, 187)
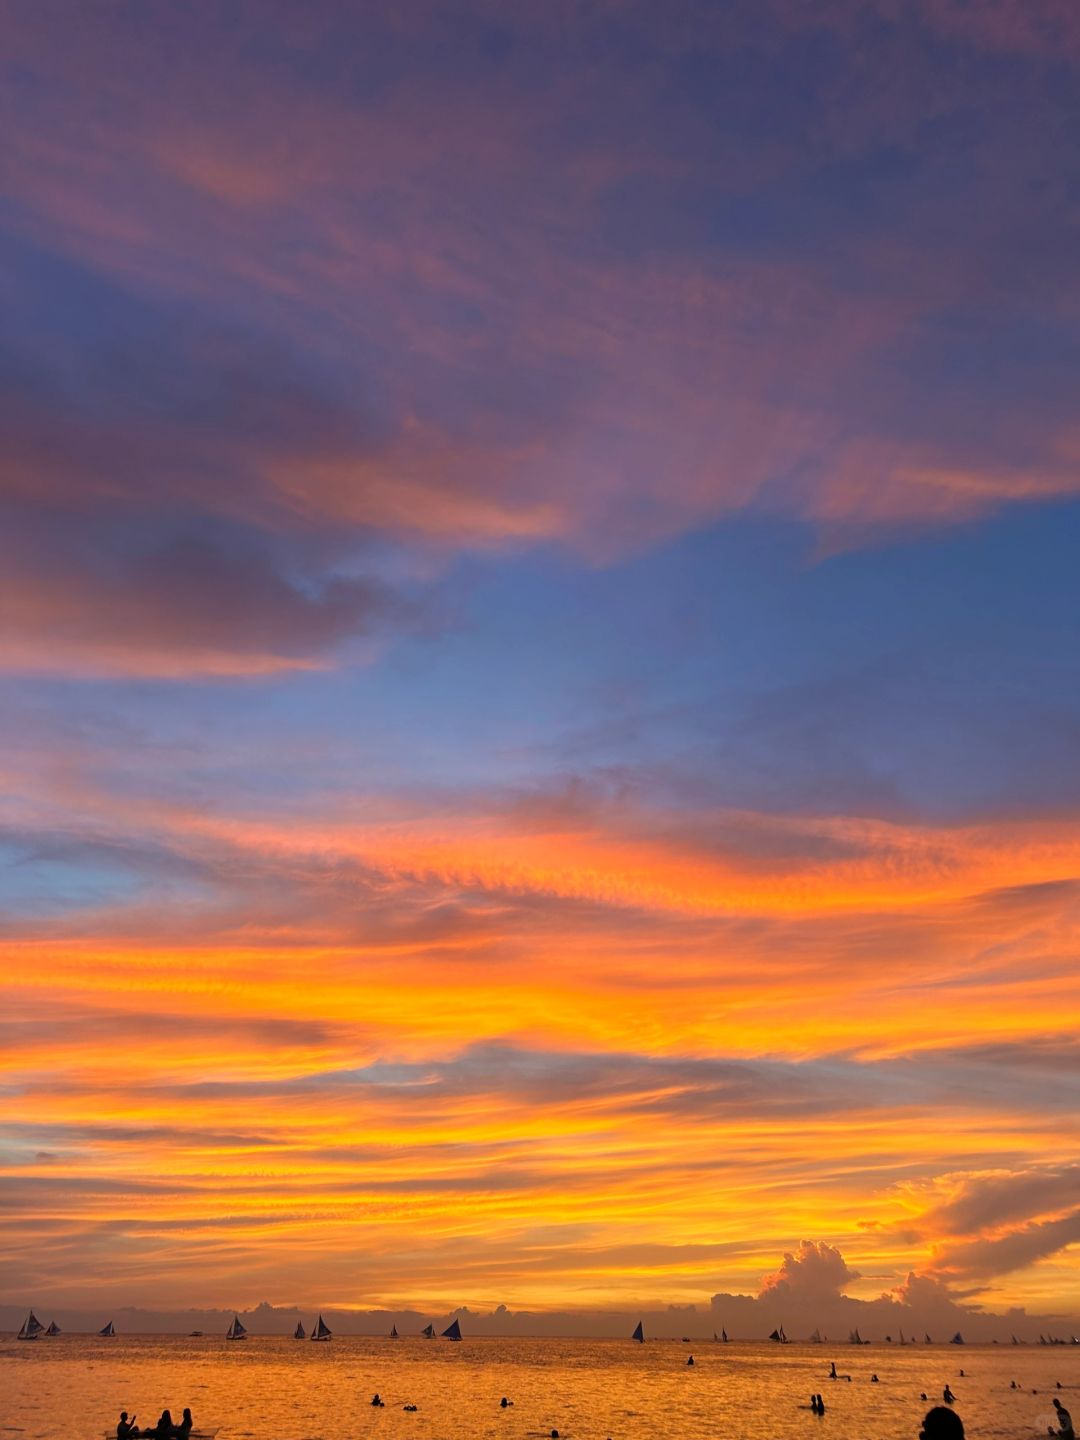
(2, 1, 1079, 1328)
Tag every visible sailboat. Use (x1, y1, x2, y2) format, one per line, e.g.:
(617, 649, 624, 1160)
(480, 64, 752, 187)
(442, 1318, 462, 1341)
(721, 1328, 728, 1343)
(99, 1321, 116, 1337)
(849, 1328, 866, 1345)
(225, 1315, 248, 1341)
(631, 1321, 644, 1343)
(44, 1320, 61, 1336)
(421, 1323, 436, 1338)
(311, 1314, 332, 1341)
(293, 1322, 306, 1340)
(809, 1329, 822, 1344)
(769, 1326, 788, 1344)
(924, 1334, 932, 1344)
(898, 1329, 906, 1346)
(389, 1323, 399, 1338)
(18, 1311, 44, 1341)
(950, 1332, 964, 1345)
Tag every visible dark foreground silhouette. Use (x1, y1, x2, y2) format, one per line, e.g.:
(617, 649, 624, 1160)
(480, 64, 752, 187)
(117, 1408, 194, 1439)
(921, 1407, 964, 1440)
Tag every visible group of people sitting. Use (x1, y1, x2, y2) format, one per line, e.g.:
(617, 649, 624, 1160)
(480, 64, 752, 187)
(117, 1409, 193, 1438)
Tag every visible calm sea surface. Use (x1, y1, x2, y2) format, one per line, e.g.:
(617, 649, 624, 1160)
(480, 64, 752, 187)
(2, 1336, 1077, 1440)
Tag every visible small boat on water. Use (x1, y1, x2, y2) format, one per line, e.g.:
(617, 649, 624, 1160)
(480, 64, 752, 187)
(420, 1323, 436, 1338)
(293, 1322, 306, 1340)
(44, 1320, 61, 1336)
(389, 1323, 399, 1338)
(809, 1329, 822, 1344)
(311, 1314, 332, 1342)
(102, 1432, 217, 1438)
(442, 1318, 462, 1341)
(769, 1326, 789, 1344)
(190, 1331, 204, 1337)
(631, 1321, 644, 1343)
(950, 1332, 965, 1345)
(18, 1311, 44, 1341)
(225, 1315, 247, 1342)
(99, 1321, 116, 1337)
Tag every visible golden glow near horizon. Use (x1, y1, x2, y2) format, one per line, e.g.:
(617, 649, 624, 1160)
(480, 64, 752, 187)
(3, 795, 1079, 1317)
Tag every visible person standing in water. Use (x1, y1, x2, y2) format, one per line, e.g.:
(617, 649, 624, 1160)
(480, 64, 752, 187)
(1052, 1398, 1074, 1439)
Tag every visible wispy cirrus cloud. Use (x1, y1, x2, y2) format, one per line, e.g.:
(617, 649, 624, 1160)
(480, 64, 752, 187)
(2, 0, 1079, 678)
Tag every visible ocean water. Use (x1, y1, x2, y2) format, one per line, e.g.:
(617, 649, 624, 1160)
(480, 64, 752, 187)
(1, 1336, 1076, 1440)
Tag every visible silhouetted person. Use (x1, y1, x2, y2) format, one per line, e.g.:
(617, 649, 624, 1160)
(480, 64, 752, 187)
(921, 1407, 964, 1440)
(177, 1411, 193, 1436)
(1012, 1382, 1019, 1389)
(155, 1412, 174, 1440)
(920, 1394, 928, 1402)
(829, 1362, 837, 1379)
(871, 1374, 879, 1383)
(500, 1398, 512, 1408)
(371, 1394, 384, 1407)
(943, 1386, 956, 1404)
(1053, 1398, 1074, 1439)
(687, 1355, 694, 1366)
(117, 1412, 139, 1439)
(816, 1395, 825, 1414)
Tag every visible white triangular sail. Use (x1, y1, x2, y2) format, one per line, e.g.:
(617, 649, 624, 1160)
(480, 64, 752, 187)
(18, 1311, 45, 1340)
(225, 1314, 248, 1340)
(44, 1320, 61, 1336)
(311, 1313, 331, 1340)
(99, 1321, 116, 1336)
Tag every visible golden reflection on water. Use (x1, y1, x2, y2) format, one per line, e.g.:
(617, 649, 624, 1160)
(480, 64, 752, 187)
(0, 1336, 1072, 1440)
